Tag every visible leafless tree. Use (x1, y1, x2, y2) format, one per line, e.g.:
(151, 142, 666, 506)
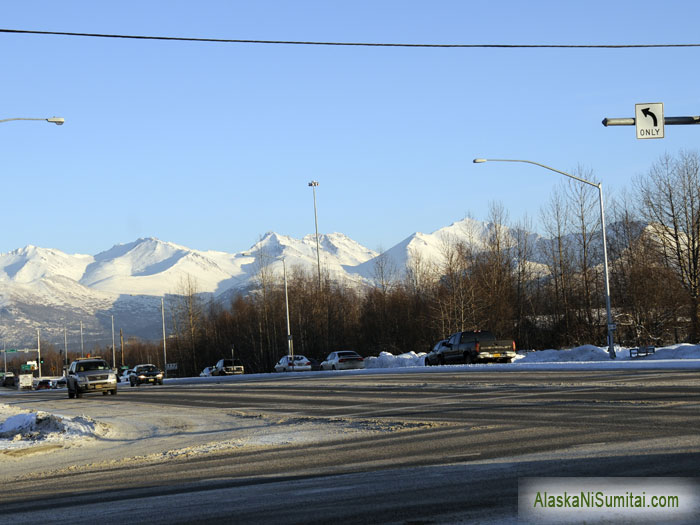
(540, 183, 575, 344)
(171, 274, 204, 374)
(637, 150, 700, 340)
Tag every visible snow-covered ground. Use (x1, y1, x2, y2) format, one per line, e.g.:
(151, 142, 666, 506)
(1, 343, 699, 461)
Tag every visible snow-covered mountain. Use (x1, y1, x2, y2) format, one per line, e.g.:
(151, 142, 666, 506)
(0, 218, 551, 346)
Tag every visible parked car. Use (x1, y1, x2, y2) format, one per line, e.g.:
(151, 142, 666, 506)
(51, 376, 67, 389)
(425, 331, 517, 365)
(211, 358, 245, 375)
(274, 355, 313, 373)
(2, 372, 16, 387)
(128, 364, 164, 386)
(35, 379, 52, 390)
(66, 357, 118, 398)
(320, 351, 365, 371)
(119, 368, 133, 383)
(115, 366, 131, 383)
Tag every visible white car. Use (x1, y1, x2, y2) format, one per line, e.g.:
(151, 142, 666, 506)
(274, 355, 312, 372)
(119, 369, 133, 383)
(320, 351, 365, 371)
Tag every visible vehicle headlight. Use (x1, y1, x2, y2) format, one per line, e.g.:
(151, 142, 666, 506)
(77, 376, 88, 383)
(108, 373, 116, 381)
(156, 373, 163, 378)
(138, 375, 146, 379)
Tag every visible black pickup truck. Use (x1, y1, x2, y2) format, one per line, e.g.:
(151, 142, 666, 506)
(425, 330, 517, 365)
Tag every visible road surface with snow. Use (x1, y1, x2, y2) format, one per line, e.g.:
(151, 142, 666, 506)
(1, 345, 700, 524)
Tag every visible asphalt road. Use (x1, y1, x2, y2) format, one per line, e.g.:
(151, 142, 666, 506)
(2, 369, 699, 524)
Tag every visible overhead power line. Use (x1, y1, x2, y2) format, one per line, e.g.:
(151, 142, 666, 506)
(1, 28, 699, 49)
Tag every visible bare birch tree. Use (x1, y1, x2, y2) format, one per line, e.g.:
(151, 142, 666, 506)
(637, 150, 700, 340)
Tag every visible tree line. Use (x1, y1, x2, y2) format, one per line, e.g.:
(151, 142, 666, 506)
(6, 151, 699, 377)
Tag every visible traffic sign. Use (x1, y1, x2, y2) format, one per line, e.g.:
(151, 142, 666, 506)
(636, 103, 664, 139)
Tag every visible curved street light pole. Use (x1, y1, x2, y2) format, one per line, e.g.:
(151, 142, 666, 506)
(0, 117, 64, 125)
(473, 158, 616, 359)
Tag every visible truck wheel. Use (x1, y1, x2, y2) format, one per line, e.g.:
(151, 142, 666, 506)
(464, 352, 475, 364)
(110, 389, 117, 395)
(438, 355, 445, 366)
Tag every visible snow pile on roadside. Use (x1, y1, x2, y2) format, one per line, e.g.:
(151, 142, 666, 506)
(645, 343, 700, 359)
(365, 351, 426, 368)
(365, 343, 700, 368)
(518, 345, 611, 362)
(0, 404, 105, 450)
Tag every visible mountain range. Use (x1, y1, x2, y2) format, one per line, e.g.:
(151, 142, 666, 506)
(0, 217, 554, 347)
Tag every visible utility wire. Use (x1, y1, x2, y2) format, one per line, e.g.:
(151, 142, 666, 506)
(1, 28, 699, 49)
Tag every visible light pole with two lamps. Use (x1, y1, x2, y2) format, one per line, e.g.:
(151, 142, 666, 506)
(473, 158, 616, 359)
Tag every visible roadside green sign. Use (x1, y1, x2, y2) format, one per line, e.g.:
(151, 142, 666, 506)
(6, 349, 17, 353)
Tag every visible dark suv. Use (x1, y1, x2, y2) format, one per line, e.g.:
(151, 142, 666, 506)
(66, 357, 118, 398)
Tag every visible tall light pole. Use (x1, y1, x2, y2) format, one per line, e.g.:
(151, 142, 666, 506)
(308, 180, 322, 289)
(0, 117, 64, 125)
(111, 315, 116, 369)
(161, 297, 168, 377)
(282, 258, 294, 357)
(473, 158, 616, 359)
(37, 328, 42, 378)
(64, 325, 68, 368)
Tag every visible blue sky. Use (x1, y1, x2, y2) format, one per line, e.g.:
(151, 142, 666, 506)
(2, 1, 699, 256)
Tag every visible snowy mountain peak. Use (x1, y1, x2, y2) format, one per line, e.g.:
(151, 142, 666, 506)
(0, 244, 92, 283)
(0, 217, 531, 345)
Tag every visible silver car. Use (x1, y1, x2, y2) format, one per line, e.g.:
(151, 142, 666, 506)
(66, 357, 117, 398)
(320, 351, 365, 371)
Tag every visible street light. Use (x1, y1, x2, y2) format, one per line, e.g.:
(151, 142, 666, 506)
(268, 257, 294, 356)
(308, 180, 322, 290)
(0, 117, 64, 125)
(93, 313, 117, 368)
(473, 158, 616, 359)
(161, 297, 168, 377)
(282, 258, 293, 357)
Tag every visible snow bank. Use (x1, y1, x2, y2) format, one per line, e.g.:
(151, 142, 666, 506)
(518, 345, 611, 362)
(644, 343, 700, 360)
(364, 351, 426, 368)
(363, 343, 700, 368)
(0, 404, 105, 451)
